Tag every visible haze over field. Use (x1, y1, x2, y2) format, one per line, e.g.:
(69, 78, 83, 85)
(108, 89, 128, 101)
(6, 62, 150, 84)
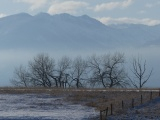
(0, 0, 159, 87)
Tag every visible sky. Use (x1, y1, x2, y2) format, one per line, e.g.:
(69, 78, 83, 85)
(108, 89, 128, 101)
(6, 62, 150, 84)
(0, 0, 160, 26)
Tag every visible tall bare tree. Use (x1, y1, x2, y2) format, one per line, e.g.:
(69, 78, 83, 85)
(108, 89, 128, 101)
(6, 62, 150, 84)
(87, 54, 105, 88)
(28, 53, 55, 87)
(56, 56, 71, 88)
(88, 53, 128, 88)
(104, 53, 128, 88)
(10, 65, 30, 87)
(69, 56, 87, 88)
(128, 57, 153, 88)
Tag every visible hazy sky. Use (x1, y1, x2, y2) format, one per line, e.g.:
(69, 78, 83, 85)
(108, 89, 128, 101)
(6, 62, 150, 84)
(0, 0, 160, 26)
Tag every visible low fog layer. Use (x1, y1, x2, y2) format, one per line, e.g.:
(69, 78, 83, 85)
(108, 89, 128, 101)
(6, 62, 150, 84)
(0, 46, 159, 87)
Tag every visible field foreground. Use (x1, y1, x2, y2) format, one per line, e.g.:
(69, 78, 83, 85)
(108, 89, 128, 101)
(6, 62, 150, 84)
(0, 93, 98, 120)
(0, 88, 160, 120)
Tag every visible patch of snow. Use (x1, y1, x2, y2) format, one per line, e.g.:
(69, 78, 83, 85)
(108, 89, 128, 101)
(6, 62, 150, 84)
(0, 94, 98, 120)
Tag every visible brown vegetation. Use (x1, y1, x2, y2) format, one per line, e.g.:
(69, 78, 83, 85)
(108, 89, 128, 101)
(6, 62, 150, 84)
(0, 87, 159, 115)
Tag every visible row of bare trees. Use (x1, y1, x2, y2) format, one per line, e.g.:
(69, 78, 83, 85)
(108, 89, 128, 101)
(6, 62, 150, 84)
(11, 53, 153, 88)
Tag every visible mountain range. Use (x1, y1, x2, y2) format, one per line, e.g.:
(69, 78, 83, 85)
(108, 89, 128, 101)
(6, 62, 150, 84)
(0, 13, 160, 51)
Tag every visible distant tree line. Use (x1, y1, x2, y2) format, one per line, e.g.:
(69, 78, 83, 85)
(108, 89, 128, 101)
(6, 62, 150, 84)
(11, 53, 153, 89)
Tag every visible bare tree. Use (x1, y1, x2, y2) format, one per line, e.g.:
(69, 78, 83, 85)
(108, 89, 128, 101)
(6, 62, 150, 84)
(28, 53, 55, 87)
(10, 65, 30, 87)
(88, 53, 128, 88)
(128, 57, 153, 88)
(56, 56, 71, 88)
(104, 53, 128, 88)
(69, 56, 87, 88)
(11, 53, 129, 88)
(87, 54, 106, 88)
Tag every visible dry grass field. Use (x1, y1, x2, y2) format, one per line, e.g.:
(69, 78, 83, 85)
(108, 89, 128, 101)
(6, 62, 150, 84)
(0, 87, 160, 119)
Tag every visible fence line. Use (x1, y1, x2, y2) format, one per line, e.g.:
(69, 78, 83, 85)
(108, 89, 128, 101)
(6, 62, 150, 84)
(141, 94, 143, 104)
(100, 107, 108, 120)
(99, 89, 160, 120)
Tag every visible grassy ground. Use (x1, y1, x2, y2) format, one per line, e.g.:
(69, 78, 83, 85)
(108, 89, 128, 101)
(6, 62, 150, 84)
(65, 89, 160, 113)
(0, 87, 159, 119)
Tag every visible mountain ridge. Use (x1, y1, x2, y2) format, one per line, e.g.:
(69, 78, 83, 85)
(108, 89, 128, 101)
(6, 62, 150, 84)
(0, 13, 160, 50)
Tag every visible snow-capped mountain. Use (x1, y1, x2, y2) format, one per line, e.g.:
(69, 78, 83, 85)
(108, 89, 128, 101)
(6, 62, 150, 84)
(0, 13, 160, 51)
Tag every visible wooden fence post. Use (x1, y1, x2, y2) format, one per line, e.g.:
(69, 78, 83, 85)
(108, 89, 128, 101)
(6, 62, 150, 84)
(132, 99, 134, 108)
(100, 110, 102, 120)
(100, 108, 108, 120)
(106, 107, 108, 117)
(141, 95, 143, 104)
(150, 91, 152, 100)
(122, 100, 124, 109)
(111, 104, 113, 115)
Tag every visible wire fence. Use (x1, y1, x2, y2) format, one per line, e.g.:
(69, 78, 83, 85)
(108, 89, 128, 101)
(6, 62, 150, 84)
(100, 89, 160, 120)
